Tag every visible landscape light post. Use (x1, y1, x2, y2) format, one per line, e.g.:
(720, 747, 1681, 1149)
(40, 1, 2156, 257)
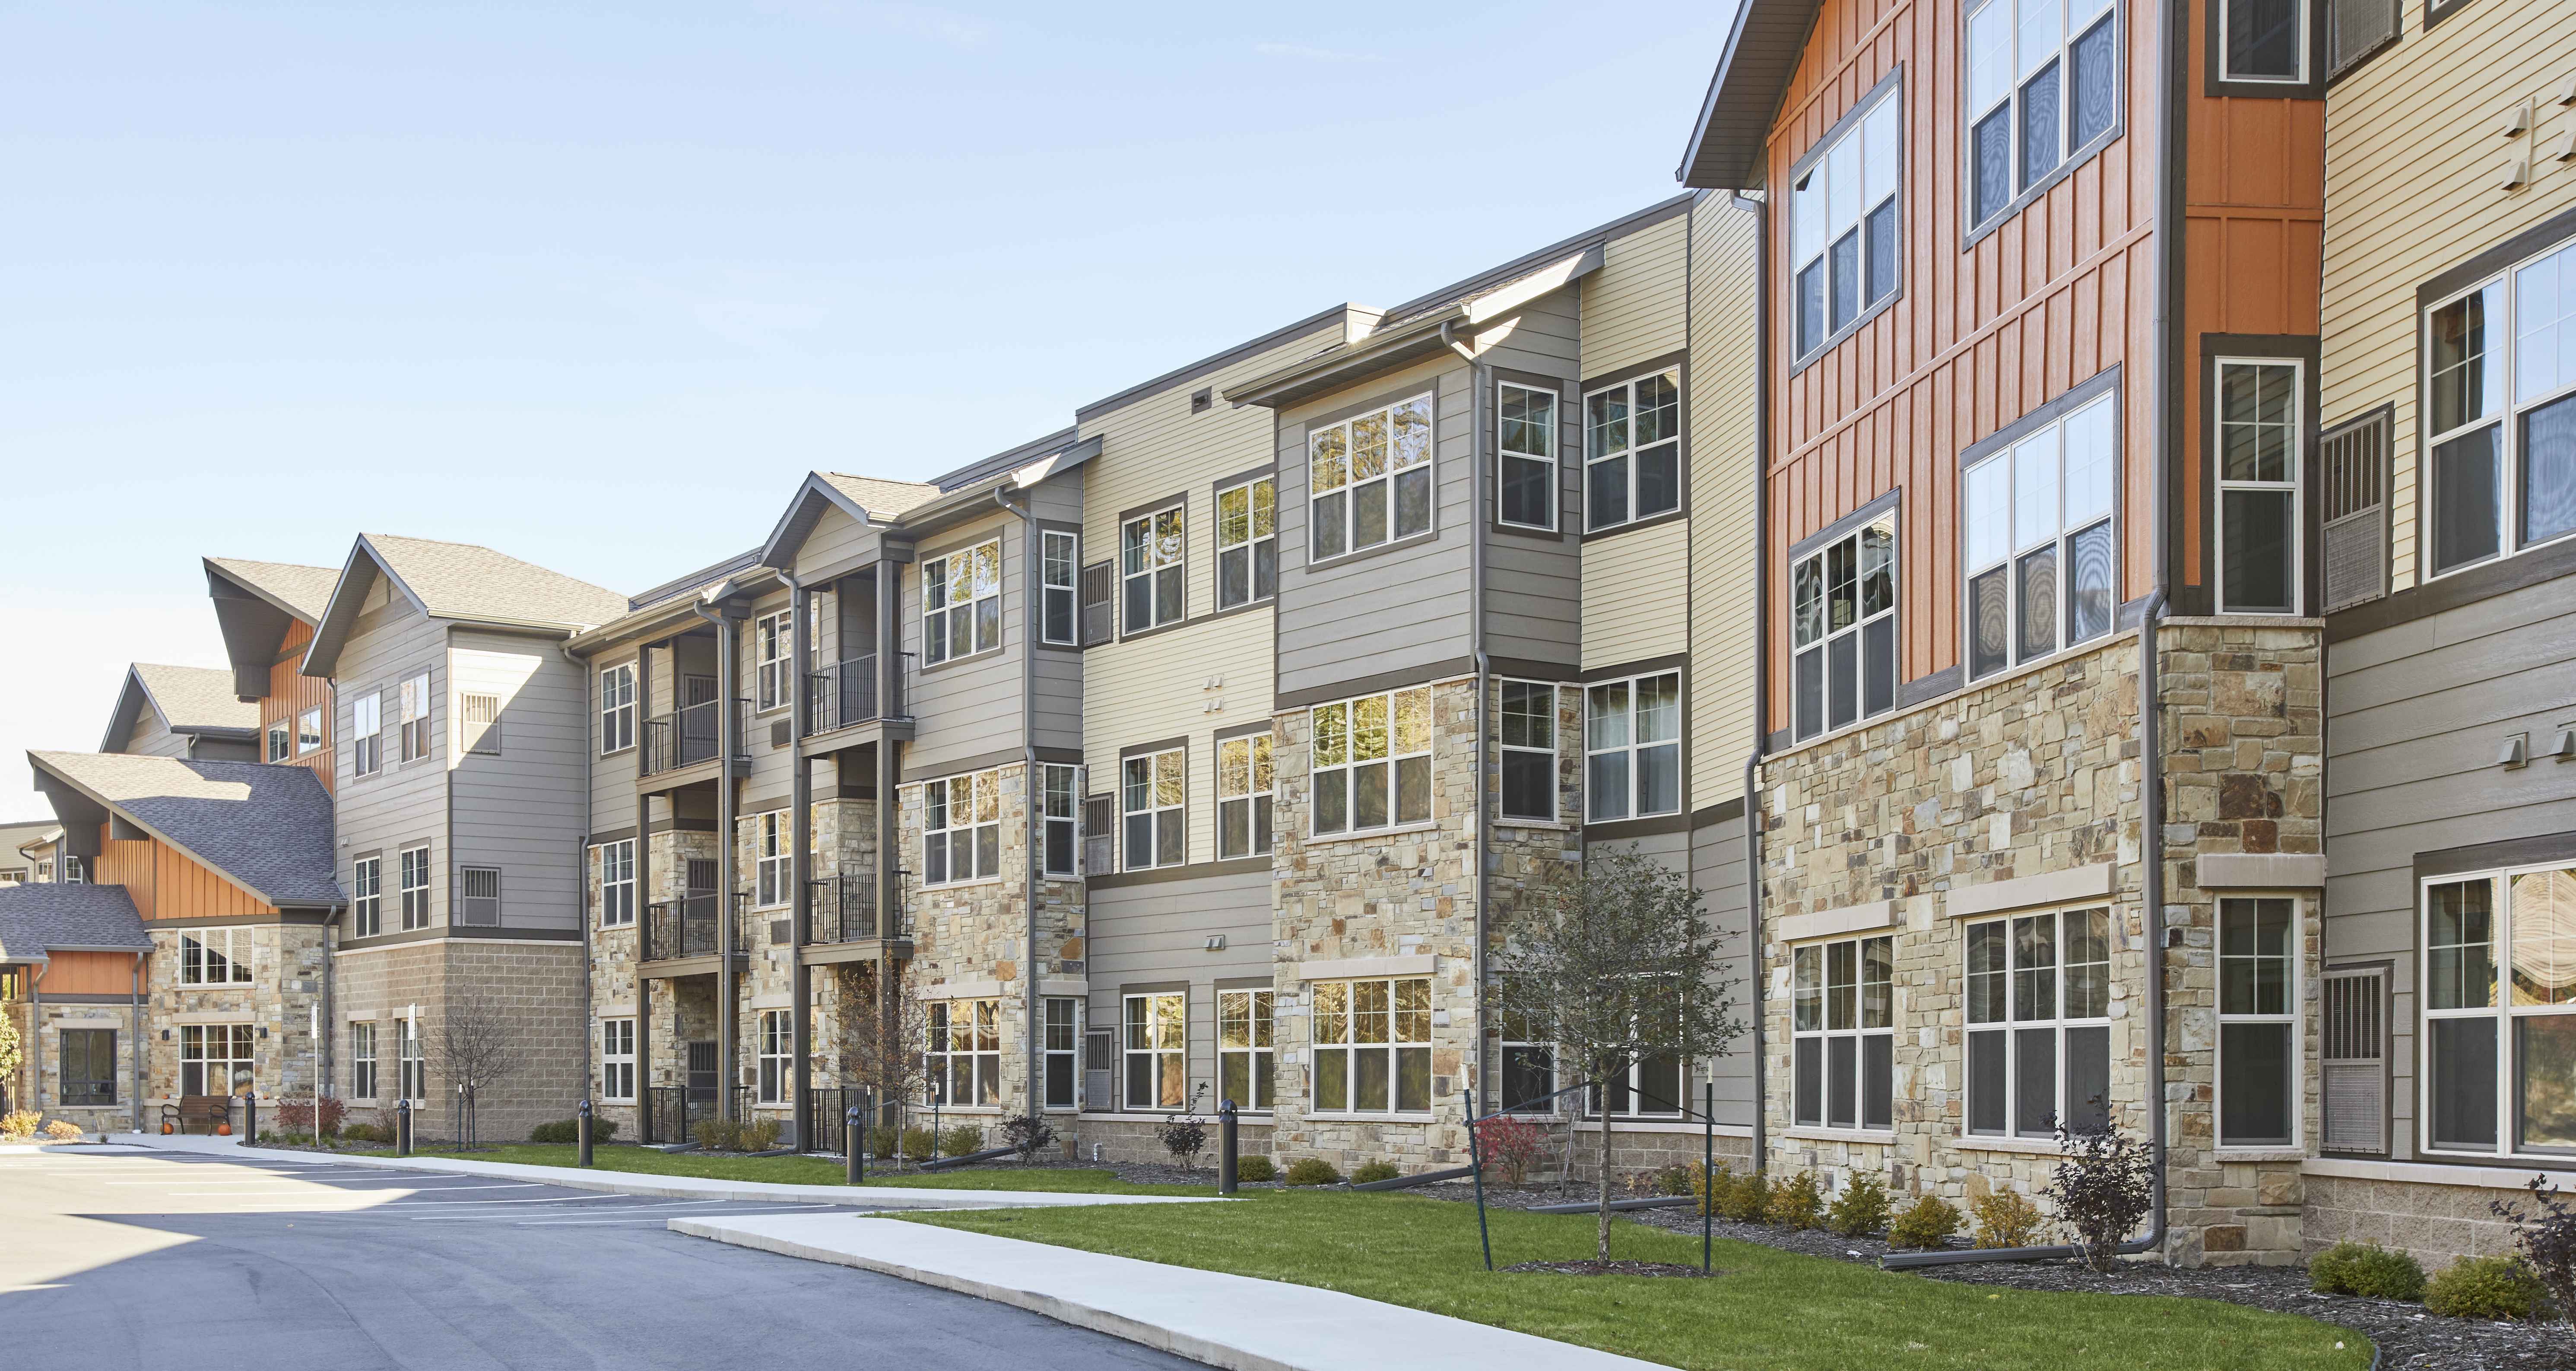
(1217, 1098, 1237, 1195)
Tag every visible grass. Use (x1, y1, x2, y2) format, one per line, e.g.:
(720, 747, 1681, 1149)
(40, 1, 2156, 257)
(344, 1142, 1212, 1193)
(903, 1192, 2372, 1371)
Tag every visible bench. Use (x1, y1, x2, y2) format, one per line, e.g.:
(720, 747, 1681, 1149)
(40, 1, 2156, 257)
(162, 1095, 234, 1135)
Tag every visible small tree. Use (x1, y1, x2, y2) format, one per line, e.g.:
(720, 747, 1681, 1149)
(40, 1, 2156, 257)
(0, 1009, 21, 1111)
(2044, 1108, 2154, 1271)
(841, 965, 932, 1165)
(428, 984, 525, 1151)
(1001, 1112, 1057, 1165)
(2491, 1175, 2576, 1322)
(1156, 1084, 1211, 1170)
(1488, 847, 1745, 1262)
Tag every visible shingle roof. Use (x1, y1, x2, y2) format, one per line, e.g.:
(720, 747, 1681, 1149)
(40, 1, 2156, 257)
(204, 557, 340, 623)
(366, 534, 628, 631)
(0, 882, 152, 960)
(129, 663, 260, 734)
(818, 474, 943, 521)
(29, 752, 343, 908)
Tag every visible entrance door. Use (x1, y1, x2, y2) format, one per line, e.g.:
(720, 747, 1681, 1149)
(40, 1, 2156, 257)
(686, 1041, 718, 1103)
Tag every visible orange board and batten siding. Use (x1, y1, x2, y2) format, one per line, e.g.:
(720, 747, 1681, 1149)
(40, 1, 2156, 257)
(90, 823, 276, 923)
(37, 949, 138, 995)
(264, 618, 334, 792)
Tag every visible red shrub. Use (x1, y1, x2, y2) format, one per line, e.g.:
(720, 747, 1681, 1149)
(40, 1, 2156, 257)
(273, 1097, 347, 1137)
(1474, 1113, 1545, 1186)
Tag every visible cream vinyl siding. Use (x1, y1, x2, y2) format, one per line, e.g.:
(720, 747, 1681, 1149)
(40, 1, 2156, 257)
(1579, 213, 1689, 381)
(121, 712, 189, 759)
(2319, 1, 2576, 594)
(736, 586, 799, 794)
(1687, 195, 1763, 809)
(450, 636, 586, 932)
(796, 502, 875, 585)
(1581, 520, 1691, 670)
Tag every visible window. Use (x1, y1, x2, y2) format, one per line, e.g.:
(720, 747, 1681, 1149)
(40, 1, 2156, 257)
(2424, 239, 2576, 578)
(1120, 508, 1185, 632)
(1792, 935, 1895, 1131)
(2219, 898, 2298, 1147)
(599, 664, 634, 754)
(298, 707, 323, 755)
(1497, 382, 1558, 529)
(601, 1018, 634, 1102)
(1219, 989, 1275, 1109)
(397, 1016, 424, 1100)
(1041, 530, 1080, 644)
(928, 999, 1002, 1106)
(2222, 0, 2306, 82)
(743, 609, 787, 712)
(1792, 510, 1896, 732)
(1218, 733, 1273, 858)
(1124, 992, 1186, 1110)
(1310, 392, 1434, 560)
(1310, 977, 1431, 1114)
(1586, 1029, 1689, 1118)
(2218, 360, 2303, 614)
(457, 866, 500, 926)
(1966, 906, 2113, 1137)
(1584, 673, 1681, 821)
(1585, 371, 1681, 530)
(2422, 864, 2576, 1156)
(352, 855, 382, 939)
(1965, 392, 2118, 681)
(352, 691, 383, 776)
(1792, 86, 1902, 359)
(923, 539, 1002, 665)
(266, 719, 290, 763)
(753, 811, 789, 908)
(1310, 687, 1433, 836)
(757, 1009, 791, 1105)
(1216, 477, 1278, 609)
(922, 771, 1000, 886)
(180, 928, 255, 986)
(1041, 763, 1079, 877)
(180, 1023, 254, 1097)
(399, 845, 431, 931)
(59, 1028, 115, 1106)
(1500, 681, 1559, 822)
(399, 672, 431, 763)
(351, 1021, 378, 1100)
(1967, 0, 2118, 228)
(1122, 748, 1185, 870)
(594, 839, 635, 928)
(1044, 998, 1079, 1108)
(60, 857, 83, 885)
(1500, 1012, 1557, 1111)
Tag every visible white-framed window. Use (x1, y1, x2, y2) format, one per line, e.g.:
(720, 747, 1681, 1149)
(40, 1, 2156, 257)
(1041, 763, 1079, 877)
(399, 672, 431, 763)
(1121, 747, 1185, 870)
(601, 1017, 635, 1102)
(1584, 370, 1681, 531)
(350, 1021, 378, 1100)
(1310, 687, 1434, 837)
(599, 663, 634, 755)
(397, 1016, 424, 1101)
(1792, 934, 1895, 1131)
(922, 771, 1000, 886)
(1215, 476, 1278, 609)
(297, 707, 323, 755)
(180, 1023, 254, 1097)
(1310, 977, 1431, 1115)
(757, 1009, 791, 1104)
(59, 857, 82, 885)
(2217, 359, 2303, 615)
(1966, 0, 2119, 228)
(352, 691, 383, 777)
(1120, 507, 1186, 632)
(923, 539, 1002, 665)
(352, 855, 382, 939)
(1586, 1050, 1689, 1119)
(179, 928, 255, 986)
(594, 839, 636, 928)
(1309, 392, 1434, 560)
(753, 608, 793, 712)
(2218, 897, 2298, 1147)
(266, 718, 290, 763)
(1500, 1011, 1558, 1112)
(2221, 0, 2307, 83)
(399, 844, 431, 931)
(2421, 863, 2576, 1157)
(930, 998, 1001, 1106)
(1123, 992, 1186, 1111)
(1792, 513, 1899, 742)
(753, 811, 790, 908)
(1792, 84, 1901, 359)
(1218, 989, 1275, 1110)
(1497, 381, 1558, 530)
(1044, 997, 1080, 1108)
(2425, 237, 2576, 580)
(1966, 905, 2113, 1138)
(1499, 680, 1560, 822)
(1584, 673, 1681, 822)
(1965, 391, 2118, 681)
(1217, 733, 1273, 859)
(1041, 530, 1080, 644)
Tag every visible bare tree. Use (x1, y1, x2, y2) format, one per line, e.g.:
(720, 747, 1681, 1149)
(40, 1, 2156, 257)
(427, 983, 524, 1151)
(1488, 845, 1745, 1263)
(840, 963, 930, 1164)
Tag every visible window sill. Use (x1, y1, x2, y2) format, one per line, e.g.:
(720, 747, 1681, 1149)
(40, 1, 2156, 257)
(1301, 821, 1442, 848)
(2213, 1147, 2307, 1163)
(1307, 1111, 1437, 1123)
(920, 876, 1008, 892)
(1782, 1126, 1897, 1145)
(920, 647, 1005, 676)
(1496, 816, 1571, 831)
(1952, 1134, 2068, 1155)
(599, 746, 634, 759)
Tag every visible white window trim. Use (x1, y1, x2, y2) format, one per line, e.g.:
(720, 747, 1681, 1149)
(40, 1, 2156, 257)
(351, 691, 384, 777)
(920, 770, 1002, 888)
(398, 844, 432, 932)
(1041, 530, 1081, 645)
(1307, 976, 1435, 1118)
(1120, 506, 1186, 634)
(923, 538, 1004, 665)
(2418, 862, 2576, 1161)
(352, 855, 382, 939)
(1961, 392, 2121, 684)
(601, 1017, 636, 1103)
(297, 707, 324, 756)
(1123, 991, 1187, 1112)
(1217, 733, 1274, 859)
(593, 839, 636, 928)
(599, 663, 635, 756)
(2214, 357, 2306, 616)
(1790, 81, 1903, 362)
(1218, 988, 1275, 1113)
(1583, 672, 1684, 822)
(266, 718, 291, 763)
(1962, 903, 2114, 1141)
(1790, 932, 1897, 1134)
(178, 927, 257, 987)
(1498, 679, 1562, 824)
(2217, 894, 2303, 1150)
(1495, 381, 1560, 532)
(1306, 391, 1437, 564)
(2421, 243, 2576, 584)
(756, 1009, 793, 1105)
(349, 1021, 378, 1102)
(1964, 0, 2122, 230)
(1121, 746, 1186, 871)
(2219, 0, 2309, 84)
(398, 671, 432, 766)
(1308, 687, 1436, 839)
(1582, 370, 1683, 532)
(1215, 476, 1279, 609)
(753, 811, 790, 909)
(751, 608, 793, 714)
(928, 998, 1003, 1107)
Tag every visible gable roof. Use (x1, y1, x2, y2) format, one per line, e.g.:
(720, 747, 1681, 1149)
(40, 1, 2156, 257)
(1676, 0, 1825, 190)
(301, 533, 628, 676)
(0, 820, 57, 869)
(101, 664, 260, 753)
(0, 882, 152, 962)
(205, 557, 340, 699)
(205, 557, 339, 624)
(754, 436, 1099, 574)
(27, 752, 344, 908)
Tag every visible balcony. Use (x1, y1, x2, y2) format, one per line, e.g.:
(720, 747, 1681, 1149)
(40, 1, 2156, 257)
(640, 892, 749, 969)
(800, 652, 915, 749)
(640, 698, 748, 778)
(805, 875, 898, 945)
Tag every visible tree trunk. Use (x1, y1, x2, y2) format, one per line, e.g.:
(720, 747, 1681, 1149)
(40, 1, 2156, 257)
(1597, 1098, 1614, 1262)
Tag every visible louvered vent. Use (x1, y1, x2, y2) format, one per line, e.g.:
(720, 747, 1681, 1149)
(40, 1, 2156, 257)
(1085, 1029, 1114, 1113)
(459, 866, 502, 926)
(2329, 0, 2399, 79)
(1080, 561, 1116, 646)
(2322, 969, 2386, 1153)
(2321, 408, 2391, 612)
(460, 693, 502, 755)
(1083, 795, 1115, 876)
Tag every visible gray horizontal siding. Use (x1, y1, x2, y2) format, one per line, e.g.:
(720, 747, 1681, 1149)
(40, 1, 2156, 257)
(335, 602, 450, 930)
(1086, 864, 1274, 1112)
(448, 631, 588, 933)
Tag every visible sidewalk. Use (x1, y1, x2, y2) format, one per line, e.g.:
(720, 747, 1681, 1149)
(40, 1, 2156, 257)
(674, 1211, 1675, 1371)
(127, 1133, 1222, 1211)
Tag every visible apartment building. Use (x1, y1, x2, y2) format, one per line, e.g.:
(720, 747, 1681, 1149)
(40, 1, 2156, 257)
(0, 820, 55, 885)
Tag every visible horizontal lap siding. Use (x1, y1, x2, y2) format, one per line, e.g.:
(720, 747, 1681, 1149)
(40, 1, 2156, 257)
(796, 504, 875, 584)
(267, 619, 333, 790)
(736, 587, 799, 795)
(450, 634, 587, 932)
(1690, 197, 1764, 810)
(1691, 815, 1755, 1126)
(120, 714, 188, 758)
(1582, 520, 1691, 669)
(1580, 215, 1690, 381)
(1482, 284, 1583, 671)
(1086, 866, 1276, 1107)
(904, 508, 1028, 778)
(334, 594, 449, 927)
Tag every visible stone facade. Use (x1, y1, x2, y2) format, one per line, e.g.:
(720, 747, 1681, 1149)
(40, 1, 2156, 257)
(2303, 1173, 2534, 1270)
(148, 921, 329, 1108)
(334, 936, 584, 1145)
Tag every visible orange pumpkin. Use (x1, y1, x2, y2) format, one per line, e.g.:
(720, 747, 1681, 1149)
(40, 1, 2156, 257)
(215, 1123, 232, 1136)
(161, 1122, 174, 1135)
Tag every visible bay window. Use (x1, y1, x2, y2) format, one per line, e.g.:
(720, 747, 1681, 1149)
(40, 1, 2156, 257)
(2424, 237, 2576, 578)
(1584, 370, 1680, 531)
(1793, 83, 1901, 359)
(1584, 673, 1681, 821)
(1967, 0, 2118, 229)
(1310, 393, 1434, 560)
(1310, 977, 1431, 1115)
(1309, 687, 1433, 836)
(1966, 906, 2112, 1138)
(1497, 381, 1558, 529)
(1792, 511, 1898, 740)
(2423, 864, 2576, 1156)
(923, 539, 1002, 664)
(1965, 391, 2117, 680)
(1792, 934, 1895, 1131)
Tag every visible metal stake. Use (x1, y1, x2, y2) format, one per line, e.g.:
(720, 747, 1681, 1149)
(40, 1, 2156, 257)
(1702, 1082, 1714, 1275)
(1464, 1087, 1493, 1272)
(1217, 1098, 1238, 1195)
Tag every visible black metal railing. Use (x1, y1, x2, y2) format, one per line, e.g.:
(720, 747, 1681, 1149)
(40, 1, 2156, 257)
(642, 1084, 716, 1145)
(803, 655, 878, 735)
(805, 1087, 870, 1154)
(640, 698, 749, 775)
(641, 892, 747, 962)
(806, 875, 891, 943)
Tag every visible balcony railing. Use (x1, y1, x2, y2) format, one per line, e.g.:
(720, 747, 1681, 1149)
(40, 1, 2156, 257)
(806, 1086, 873, 1153)
(640, 698, 749, 776)
(806, 875, 893, 944)
(641, 892, 747, 962)
(641, 1084, 715, 1145)
(803, 655, 878, 735)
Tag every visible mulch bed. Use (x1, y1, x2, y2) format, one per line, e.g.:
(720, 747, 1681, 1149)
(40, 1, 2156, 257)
(1501, 1259, 1713, 1278)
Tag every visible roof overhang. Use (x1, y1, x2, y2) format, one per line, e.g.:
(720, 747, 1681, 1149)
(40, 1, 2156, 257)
(757, 473, 883, 572)
(205, 559, 316, 699)
(1676, 0, 1824, 190)
(300, 536, 426, 679)
(98, 666, 258, 752)
(892, 436, 1101, 538)
(24, 754, 308, 912)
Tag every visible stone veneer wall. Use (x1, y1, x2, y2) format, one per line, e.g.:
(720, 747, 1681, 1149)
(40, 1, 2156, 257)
(146, 922, 328, 1110)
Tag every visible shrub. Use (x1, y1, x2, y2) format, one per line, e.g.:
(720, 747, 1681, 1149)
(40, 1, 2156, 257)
(1827, 1171, 1891, 1238)
(2309, 1242, 2426, 1301)
(1234, 1155, 1276, 1183)
(1684, 1162, 1730, 1217)
(1767, 1171, 1824, 1230)
(692, 1118, 739, 1152)
(0, 1109, 39, 1141)
(939, 1125, 982, 1158)
(1283, 1157, 1342, 1187)
(2424, 1255, 2544, 1320)
(529, 1117, 619, 1145)
(740, 1118, 781, 1152)
(867, 1124, 901, 1161)
(339, 1122, 390, 1145)
(1351, 1160, 1401, 1185)
(1888, 1194, 1964, 1250)
(1001, 1113, 1057, 1163)
(900, 1127, 939, 1162)
(44, 1119, 84, 1142)
(2490, 1175, 2576, 1321)
(2046, 1114, 2156, 1271)
(1718, 1170, 1771, 1224)
(275, 1098, 347, 1138)
(1633, 1163, 1694, 1197)
(1971, 1190, 2048, 1249)
(1473, 1113, 1544, 1186)
(1155, 1088, 1211, 1169)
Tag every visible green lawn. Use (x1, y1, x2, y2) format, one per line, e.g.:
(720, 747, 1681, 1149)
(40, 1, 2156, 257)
(904, 1193, 2371, 1371)
(348, 1142, 1210, 1194)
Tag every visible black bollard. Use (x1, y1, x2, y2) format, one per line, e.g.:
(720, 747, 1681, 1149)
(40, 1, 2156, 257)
(396, 1097, 412, 1157)
(241, 1090, 257, 1147)
(1217, 1098, 1238, 1195)
(845, 1104, 865, 1185)
(577, 1098, 595, 1167)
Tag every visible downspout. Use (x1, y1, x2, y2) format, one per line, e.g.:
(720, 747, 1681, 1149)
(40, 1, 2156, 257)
(131, 953, 144, 1133)
(1732, 190, 1770, 1172)
(29, 958, 44, 1112)
(562, 641, 594, 1133)
(692, 598, 741, 1122)
(995, 486, 1043, 1118)
(781, 568, 813, 1151)
(1444, 319, 1494, 1118)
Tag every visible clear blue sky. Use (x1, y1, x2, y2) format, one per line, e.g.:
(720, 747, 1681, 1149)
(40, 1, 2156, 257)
(0, 0, 1736, 819)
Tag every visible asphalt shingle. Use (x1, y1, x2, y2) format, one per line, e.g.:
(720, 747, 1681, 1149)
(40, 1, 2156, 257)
(129, 663, 260, 734)
(29, 752, 343, 908)
(205, 557, 341, 623)
(0, 882, 152, 958)
(366, 534, 628, 631)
